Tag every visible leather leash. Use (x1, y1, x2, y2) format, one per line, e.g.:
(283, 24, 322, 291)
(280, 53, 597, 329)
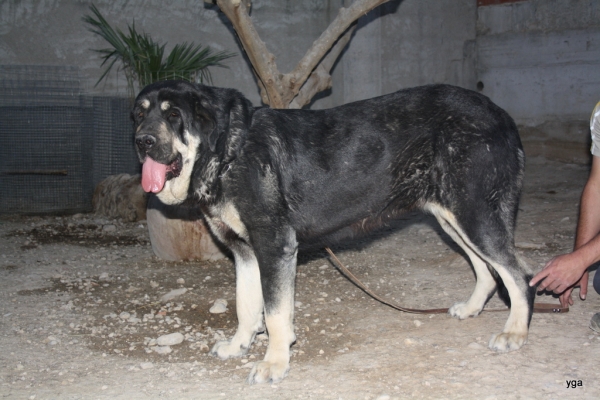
(325, 247, 568, 314)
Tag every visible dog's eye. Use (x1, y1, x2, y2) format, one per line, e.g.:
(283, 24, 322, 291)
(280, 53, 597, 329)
(137, 112, 144, 118)
(169, 111, 179, 118)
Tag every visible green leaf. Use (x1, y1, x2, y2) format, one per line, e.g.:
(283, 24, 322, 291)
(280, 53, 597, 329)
(83, 4, 235, 96)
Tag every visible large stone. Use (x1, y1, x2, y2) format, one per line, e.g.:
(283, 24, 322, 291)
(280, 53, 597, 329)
(92, 174, 147, 222)
(146, 194, 226, 261)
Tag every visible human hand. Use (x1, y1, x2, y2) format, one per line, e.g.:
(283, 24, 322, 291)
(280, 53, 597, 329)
(556, 270, 589, 308)
(529, 253, 588, 301)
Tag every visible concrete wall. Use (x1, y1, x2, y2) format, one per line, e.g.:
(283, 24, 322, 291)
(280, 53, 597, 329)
(334, 0, 476, 106)
(0, 0, 476, 108)
(0, 0, 262, 103)
(2, 0, 599, 163)
(476, 0, 600, 163)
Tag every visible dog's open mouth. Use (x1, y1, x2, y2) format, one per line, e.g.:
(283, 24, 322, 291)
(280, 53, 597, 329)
(141, 153, 182, 193)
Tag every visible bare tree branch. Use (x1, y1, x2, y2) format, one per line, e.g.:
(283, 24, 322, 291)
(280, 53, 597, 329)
(282, 0, 389, 105)
(212, 0, 391, 109)
(215, 0, 285, 107)
(288, 24, 357, 109)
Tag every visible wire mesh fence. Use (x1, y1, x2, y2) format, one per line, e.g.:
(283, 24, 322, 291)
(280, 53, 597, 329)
(0, 65, 139, 215)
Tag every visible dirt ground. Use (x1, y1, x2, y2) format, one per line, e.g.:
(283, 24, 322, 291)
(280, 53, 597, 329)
(1, 158, 599, 400)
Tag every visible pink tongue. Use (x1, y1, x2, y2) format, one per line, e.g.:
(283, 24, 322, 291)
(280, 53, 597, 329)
(141, 157, 168, 193)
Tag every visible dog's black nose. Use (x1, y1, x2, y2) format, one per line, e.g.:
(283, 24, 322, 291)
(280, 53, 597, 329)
(135, 135, 156, 151)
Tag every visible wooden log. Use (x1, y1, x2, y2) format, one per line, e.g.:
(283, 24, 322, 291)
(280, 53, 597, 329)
(146, 194, 226, 261)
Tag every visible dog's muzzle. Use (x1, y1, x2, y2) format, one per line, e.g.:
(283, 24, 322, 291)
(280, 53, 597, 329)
(135, 134, 156, 152)
(134, 126, 183, 194)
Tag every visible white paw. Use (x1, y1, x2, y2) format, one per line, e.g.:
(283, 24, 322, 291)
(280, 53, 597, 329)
(448, 302, 482, 319)
(488, 332, 527, 352)
(247, 360, 289, 384)
(210, 340, 248, 360)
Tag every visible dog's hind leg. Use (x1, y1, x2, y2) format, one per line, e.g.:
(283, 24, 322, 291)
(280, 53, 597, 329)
(425, 202, 534, 352)
(211, 248, 264, 359)
(247, 227, 298, 384)
(426, 203, 497, 319)
(486, 255, 535, 352)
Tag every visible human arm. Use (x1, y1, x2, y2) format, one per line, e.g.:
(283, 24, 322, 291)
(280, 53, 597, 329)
(530, 155, 600, 306)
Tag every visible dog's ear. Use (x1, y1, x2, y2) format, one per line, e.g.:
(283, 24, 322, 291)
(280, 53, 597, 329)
(222, 94, 254, 163)
(192, 88, 253, 159)
(193, 100, 217, 151)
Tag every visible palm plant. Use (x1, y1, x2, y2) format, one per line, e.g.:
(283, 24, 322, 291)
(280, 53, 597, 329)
(83, 4, 235, 97)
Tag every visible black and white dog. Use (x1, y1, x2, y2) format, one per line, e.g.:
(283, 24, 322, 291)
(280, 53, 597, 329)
(132, 80, 534, 384)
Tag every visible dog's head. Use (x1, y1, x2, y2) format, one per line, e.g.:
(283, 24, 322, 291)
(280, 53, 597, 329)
(132, 80, 253, 205)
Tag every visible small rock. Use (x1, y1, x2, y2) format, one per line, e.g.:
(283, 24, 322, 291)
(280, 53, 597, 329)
(467, 342, 485, 350)
(157, 332, 184, 346)
(196, 340, 209, 351)
(153, 345, 172, 354)
(102, 224, 117, 232)
(210, 299, 228, 314)
(176, 278, 185, 285)
(140, 362, 154, 370)
(99, 272, 109, 281)
(404, 338, 418, 346)
(160, 288, 187, 303)
(45, 336, 60, 345)
(413, 320, 423, 327)
(119, 312, 131, 320)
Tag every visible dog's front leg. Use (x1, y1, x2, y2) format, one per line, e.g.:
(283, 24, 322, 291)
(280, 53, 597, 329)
(247, 228, 298, 384)
(211, 249, 264, 359)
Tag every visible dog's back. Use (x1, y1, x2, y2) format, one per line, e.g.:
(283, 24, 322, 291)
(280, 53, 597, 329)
(242, 84, 523, 242)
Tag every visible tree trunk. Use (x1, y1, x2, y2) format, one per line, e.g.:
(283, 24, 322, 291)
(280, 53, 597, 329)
(146, 195, 226, 261)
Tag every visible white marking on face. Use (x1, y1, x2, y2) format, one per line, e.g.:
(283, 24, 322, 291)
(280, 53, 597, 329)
(161, 101, 171, 111)
(141, 99, 150, 109)
(156, 130, 200, 205)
